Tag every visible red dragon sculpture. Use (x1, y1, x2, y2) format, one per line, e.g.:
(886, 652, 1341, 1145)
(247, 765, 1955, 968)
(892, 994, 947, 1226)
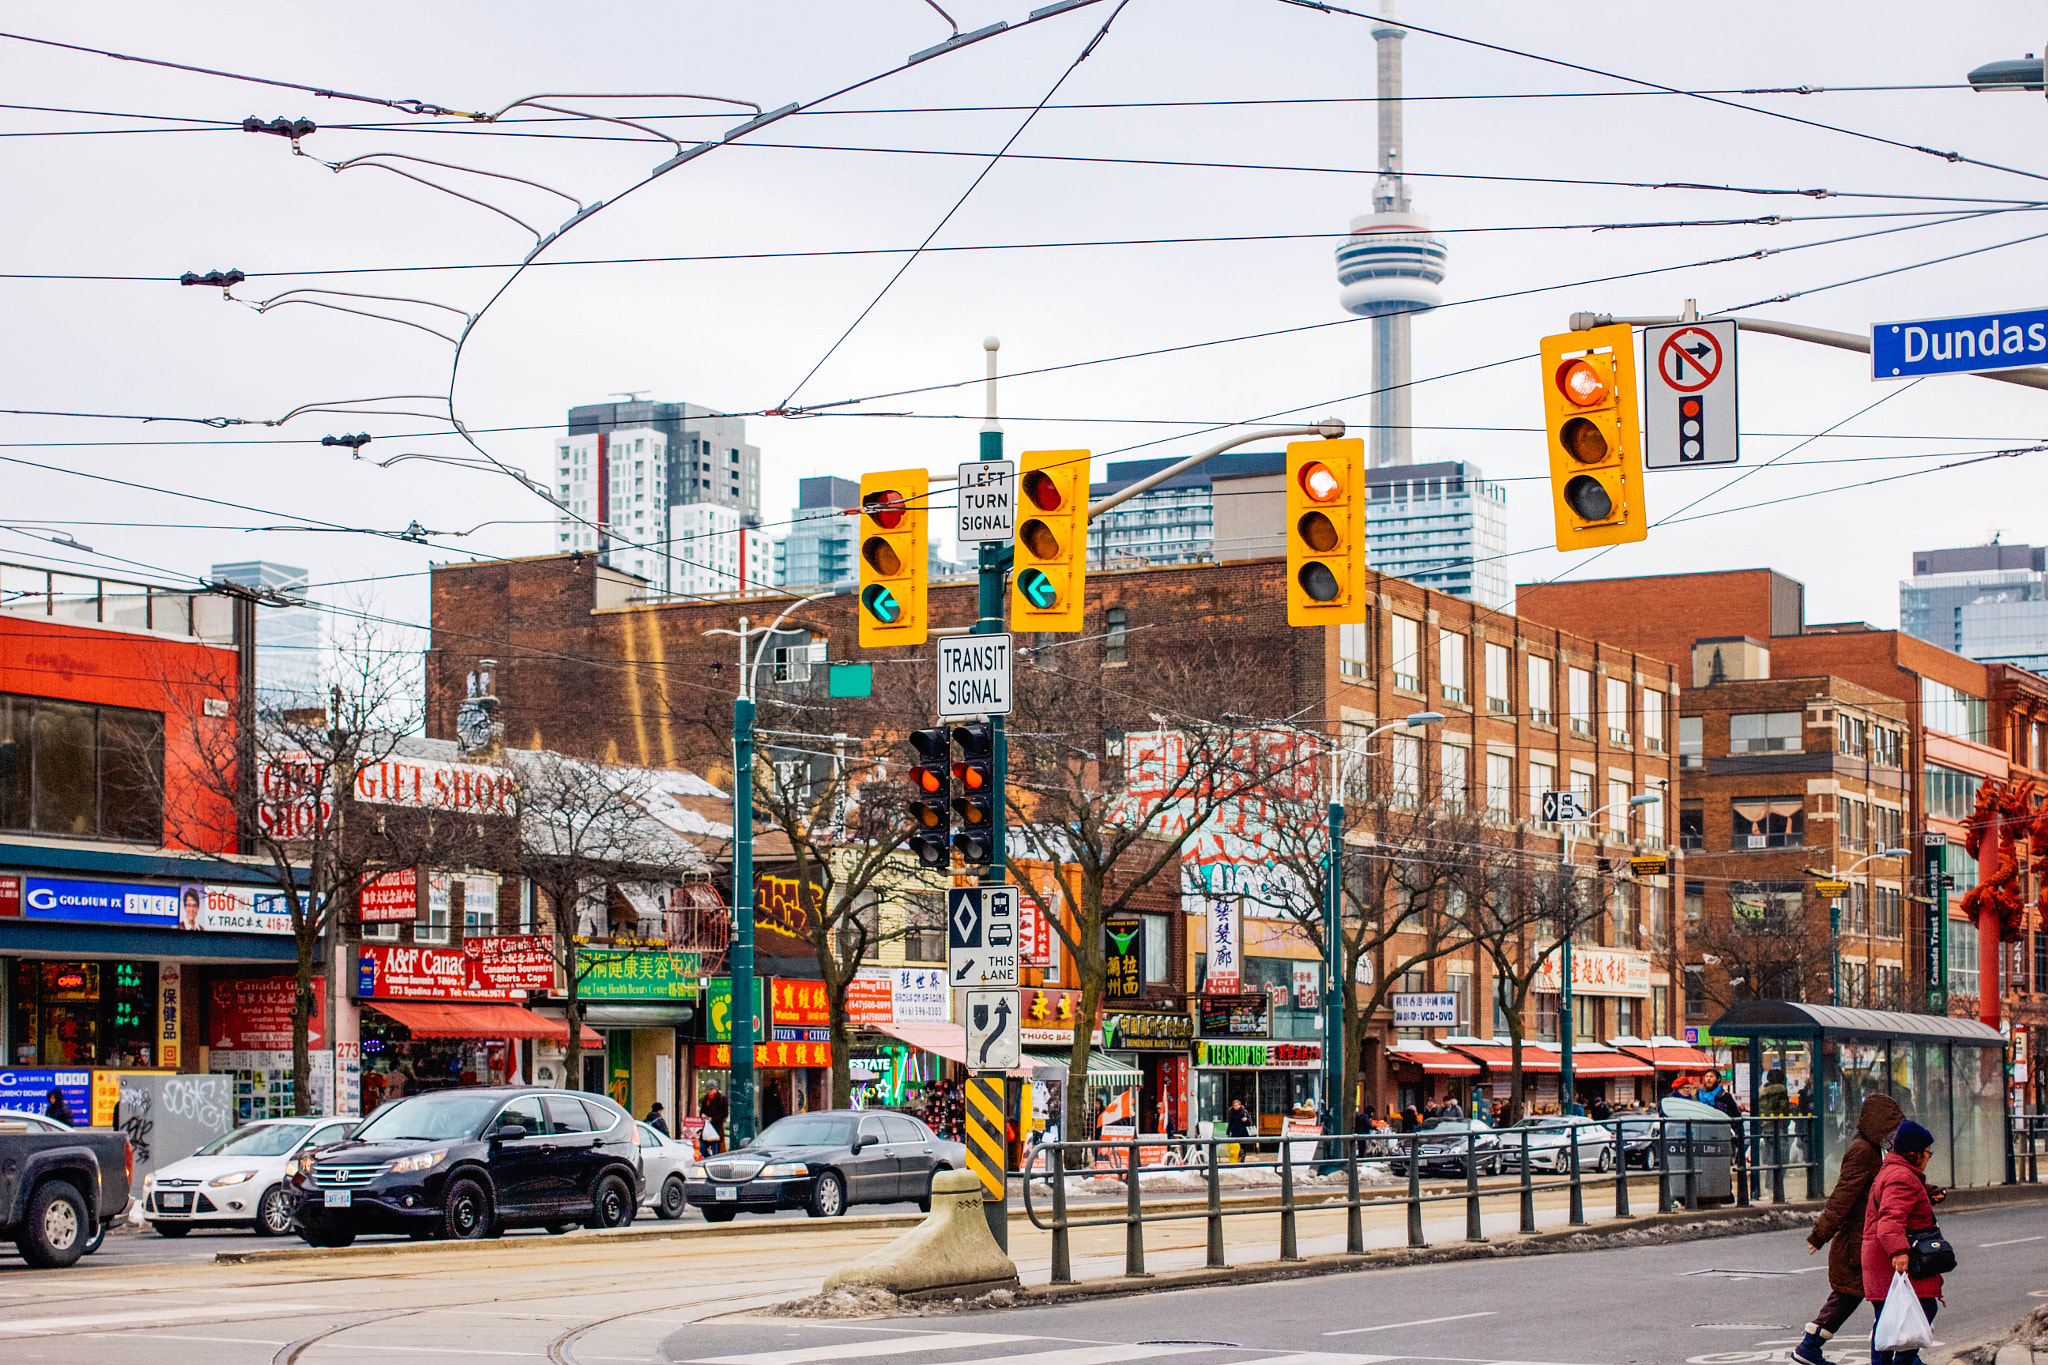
(1958, 777, 2035, 944)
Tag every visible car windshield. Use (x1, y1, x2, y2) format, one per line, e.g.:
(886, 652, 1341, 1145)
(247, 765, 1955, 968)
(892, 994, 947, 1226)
(351, 1092, 502, 1143)
(752, 1115, 855, 1148)
(195, 1123, 307, 1157)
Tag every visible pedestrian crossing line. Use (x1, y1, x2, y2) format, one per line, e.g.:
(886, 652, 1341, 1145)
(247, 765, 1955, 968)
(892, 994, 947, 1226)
(0, 1303, 324, 1334)
(690, 1332, 1039, 1365)
(1223, 1353, 1401, 1365)
(941, 1345, 1215, 1365)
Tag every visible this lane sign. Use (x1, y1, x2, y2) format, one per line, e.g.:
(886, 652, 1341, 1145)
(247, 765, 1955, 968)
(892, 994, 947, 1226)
(947, 885, 1018, 987)
(957, 460, 1016, 543)
(1643, 320, 1737, 469)
(964, 988, 1020, 1070)
(1540, 789, 1588, 823)
(1873, 306, 2048, 380)
(937, 632, 1011, 718)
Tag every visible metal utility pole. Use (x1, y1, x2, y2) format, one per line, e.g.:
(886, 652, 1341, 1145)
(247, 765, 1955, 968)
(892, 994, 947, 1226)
(1559, 792, 1660, 1114)
(974, 337, 1012, 1247)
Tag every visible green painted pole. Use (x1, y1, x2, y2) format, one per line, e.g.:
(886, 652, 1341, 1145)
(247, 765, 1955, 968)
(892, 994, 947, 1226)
(730, 691, 756, 1146)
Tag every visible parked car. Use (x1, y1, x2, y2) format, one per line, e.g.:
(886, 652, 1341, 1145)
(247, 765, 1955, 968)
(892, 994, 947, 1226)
(1497, 1117, 1617, 1173)
(1384, 1119, 1502, 1178)
(143, 1115, 356, 1238)
(684, 1109, 963, 1220)
(0, 1113, 131, 1267)
(290, 1087, 641, 1247)
(635, 1121, 696, 1219)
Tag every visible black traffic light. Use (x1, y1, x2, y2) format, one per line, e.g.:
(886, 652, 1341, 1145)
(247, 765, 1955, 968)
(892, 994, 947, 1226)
(950, 722, 994, 864)
(907, 726, 952, 868)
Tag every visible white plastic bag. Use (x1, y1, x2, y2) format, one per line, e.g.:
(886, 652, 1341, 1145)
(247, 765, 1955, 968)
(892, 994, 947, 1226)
(1873, 1270, 1933, 1352)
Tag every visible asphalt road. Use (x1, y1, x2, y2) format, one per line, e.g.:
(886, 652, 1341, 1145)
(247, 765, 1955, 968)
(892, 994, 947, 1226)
(0, 1197, 2039, 1363)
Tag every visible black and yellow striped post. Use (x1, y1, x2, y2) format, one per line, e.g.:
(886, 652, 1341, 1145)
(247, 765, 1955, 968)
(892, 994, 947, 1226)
(966, 1074, 1008, 1249)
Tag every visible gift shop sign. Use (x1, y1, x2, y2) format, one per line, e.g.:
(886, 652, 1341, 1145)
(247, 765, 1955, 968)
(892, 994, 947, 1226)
(357, 938, 554, 1001)
(1531, 944, 1651, 997)
(259, 754, 517, 837)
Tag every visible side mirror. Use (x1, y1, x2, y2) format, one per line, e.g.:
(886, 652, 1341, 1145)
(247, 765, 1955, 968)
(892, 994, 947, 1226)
(849, 1134, 866, 1154)
(493, 1123, 527, 1142)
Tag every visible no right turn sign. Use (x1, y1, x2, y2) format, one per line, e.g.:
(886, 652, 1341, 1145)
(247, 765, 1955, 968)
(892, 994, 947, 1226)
(1643, 320, 1738, 469)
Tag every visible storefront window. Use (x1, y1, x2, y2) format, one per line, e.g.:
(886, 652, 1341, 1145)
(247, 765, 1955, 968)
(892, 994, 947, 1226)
(358, 1011, 512, 1111)
(9, 959, 158, 1066)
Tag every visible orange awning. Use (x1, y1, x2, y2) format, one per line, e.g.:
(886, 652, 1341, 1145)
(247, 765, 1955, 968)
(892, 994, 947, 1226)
(1567, 1048, 1654, 1078)
(1616, 1042, 1721, 1073)
(1440, 1042, 1561, 1074)
(1388, 1042, 1481, 1075)
(371, 1001, 601, 1050)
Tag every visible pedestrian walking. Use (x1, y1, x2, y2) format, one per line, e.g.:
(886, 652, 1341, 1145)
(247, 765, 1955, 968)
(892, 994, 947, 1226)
(643, 1101, 669, 1136)
(1225, 1099, 1251, 1162)
(1862, 1119, 1947, 1365)
(701, 1088, 728, 1154)
(1793, 1094, 1903, 1364)
(43, 1088, 73, 1126)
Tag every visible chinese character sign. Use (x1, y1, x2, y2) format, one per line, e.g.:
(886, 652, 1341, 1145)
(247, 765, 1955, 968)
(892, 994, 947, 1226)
(575, 949, 704, 1001)
(892, 969, 947, 1024)
(1205, 897, 1241, 993)
(1104, 916, 1144, 1001)
(1530, 945, 1651, 997)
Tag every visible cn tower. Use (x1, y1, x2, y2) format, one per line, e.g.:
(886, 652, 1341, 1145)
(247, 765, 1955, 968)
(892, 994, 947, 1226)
(1334, 1, 1449, 467)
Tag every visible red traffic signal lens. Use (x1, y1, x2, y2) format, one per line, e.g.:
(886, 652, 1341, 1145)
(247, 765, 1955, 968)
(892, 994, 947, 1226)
(915, 766, 944, 793)
(861, 536, 902, 576)
(1297, 561, 1343, 603)
(1556, 359, 1608, 408)
(1296, 510, 1340, 553)
(862, 489, 906, 529)
(1021, 469, 1062, 512)
(1559, 416, 1610, 465)
(1297, 461, 1342, 503)
(1019, 518, 1061, 560)
(957, 762, 988, 791)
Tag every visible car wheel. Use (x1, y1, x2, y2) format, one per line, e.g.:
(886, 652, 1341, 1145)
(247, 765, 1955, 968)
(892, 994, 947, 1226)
(17, 1180, 87, 1269)
(658, 1175, 688, 1220)
(82, 1216, 108, 1256)
(807, 1170, 845, 1219)
(152, 1221, 192, 1238)
(254, 1184, 297, 1237)
(441, 1177, 492, 1240)
(590, 1174, 634, 1230)
(1597, 1146, 1614, 1174)
(299, 1218, 356, 1248)
(701, 1207, 737, 1223)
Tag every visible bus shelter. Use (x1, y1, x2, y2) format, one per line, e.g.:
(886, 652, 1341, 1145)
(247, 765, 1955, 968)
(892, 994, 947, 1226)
(1709, 1000, 2008, 1189)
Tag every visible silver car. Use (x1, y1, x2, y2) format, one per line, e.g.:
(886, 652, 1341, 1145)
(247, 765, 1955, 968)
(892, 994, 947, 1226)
(635, 1122, 697, 1219)
(1499, 1117, 1617, 1173)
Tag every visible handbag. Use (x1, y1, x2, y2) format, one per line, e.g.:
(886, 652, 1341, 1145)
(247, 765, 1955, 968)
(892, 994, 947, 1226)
(1908, 1224, 1957, 1277)
(1874, 1271, 1934, 1352)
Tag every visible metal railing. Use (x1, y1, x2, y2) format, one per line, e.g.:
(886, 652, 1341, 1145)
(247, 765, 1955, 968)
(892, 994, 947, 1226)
(1020, 1116, 1821, 1284)
(2012, 1114, 2047, 1184)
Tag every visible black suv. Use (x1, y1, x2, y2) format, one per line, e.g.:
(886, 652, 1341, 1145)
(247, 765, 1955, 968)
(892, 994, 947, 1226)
(290, 1087, 641, 1246)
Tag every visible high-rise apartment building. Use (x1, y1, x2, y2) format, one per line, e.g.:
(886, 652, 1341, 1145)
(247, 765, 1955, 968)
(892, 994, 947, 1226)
(552, 399, 761, 596)
(771, 476, 971, 589)
(209, 560, 322, 702)
(1900, 541, 2048, 674)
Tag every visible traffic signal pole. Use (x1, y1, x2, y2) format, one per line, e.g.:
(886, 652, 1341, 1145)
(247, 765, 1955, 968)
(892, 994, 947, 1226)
(976, 340, 1011, 1247)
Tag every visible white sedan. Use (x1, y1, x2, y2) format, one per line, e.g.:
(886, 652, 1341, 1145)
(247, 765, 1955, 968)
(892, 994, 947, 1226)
(636, 1122, 698, 1220)
(144, 1115, 356, 1237)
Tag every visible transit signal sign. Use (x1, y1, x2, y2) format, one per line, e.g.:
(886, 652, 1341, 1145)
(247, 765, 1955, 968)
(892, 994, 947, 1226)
(1643, 320, 1738, 470)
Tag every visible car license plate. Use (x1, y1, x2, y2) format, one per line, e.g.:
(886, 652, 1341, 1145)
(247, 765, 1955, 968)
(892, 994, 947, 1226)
(159, 1192, 189, 1211)
(324, 1190, 353, 1208)
(715, 1186, 737, 1201)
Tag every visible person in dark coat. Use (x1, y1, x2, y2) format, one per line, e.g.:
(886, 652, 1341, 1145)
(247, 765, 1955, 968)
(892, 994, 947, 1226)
(43, 1088, 74, 1126)
(1793, 1093, 1903, 1364)
(643, 1101, 669, 1136)
(700, 1088, 728, 1154)
(1862, 1120, 1944, 1365)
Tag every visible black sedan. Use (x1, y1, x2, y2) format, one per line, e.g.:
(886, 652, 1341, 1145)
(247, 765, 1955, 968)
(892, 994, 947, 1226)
(1383, 1119, 1504, 1177)
(686, 1110, 964, 1220)
(289, 1087, 642, 1246)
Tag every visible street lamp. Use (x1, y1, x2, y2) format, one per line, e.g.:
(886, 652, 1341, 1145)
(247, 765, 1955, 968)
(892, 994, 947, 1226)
(1324, 711, 1443, 1130)
(704, 582, 851, 1145)
(1556, 790, 1661, 1115)
(1966, 54, 2045, 91)
(1808, 846, 1911, 1006)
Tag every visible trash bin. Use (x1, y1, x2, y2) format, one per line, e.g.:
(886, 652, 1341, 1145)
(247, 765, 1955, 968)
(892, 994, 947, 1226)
(1659, 1096, 1734, 1204)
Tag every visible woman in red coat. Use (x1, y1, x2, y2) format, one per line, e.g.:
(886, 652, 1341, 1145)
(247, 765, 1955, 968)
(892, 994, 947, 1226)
(1862, 1119, 1943, 1365)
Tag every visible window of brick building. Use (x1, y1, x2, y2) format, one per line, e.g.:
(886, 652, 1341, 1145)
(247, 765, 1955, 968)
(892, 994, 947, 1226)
(1568, 668, 1593, 736)
(1530, 758, 1557, 824)
(1441, 742, 1467, 809)
(1679, 715, 1703, 768)
(1732, 796, 1803, 848)
(1528, 656, 1554, 725)
(1605, 677, 1630, 746)
(1339, 621, 1369, 678)
(1486, 751, 1513, 818)
(1642, 688, 1665, 752)
(1440, 631, 1468, 705)
(1485, 642, 1511, 714)
(1730, 711, 1802, 753)
(1678, 799, 1703, 850)
(1392, 616, 1421, 692)
(1104, 608, 1128, 666)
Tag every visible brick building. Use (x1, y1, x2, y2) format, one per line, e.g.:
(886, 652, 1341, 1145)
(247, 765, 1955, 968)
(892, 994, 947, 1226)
(1523, 569, 2047, 1111)
(429, 551, 1680, 1122)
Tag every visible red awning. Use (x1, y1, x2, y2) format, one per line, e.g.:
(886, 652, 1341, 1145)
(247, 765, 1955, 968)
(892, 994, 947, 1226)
(878, 1021, 969, 1065)
(1441, 1042, 1562, 1074)
(1567, 1048, 1654, 1078)
(1387, 1043, 1481, 1076)
(1616, 1042, 1721, 1072)
(372, 1001, 601, 1050)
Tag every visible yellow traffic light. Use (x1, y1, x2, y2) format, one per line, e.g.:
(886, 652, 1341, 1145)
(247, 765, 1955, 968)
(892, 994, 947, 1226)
(1011, 449, 1088, 633)
(1284, 436, 1367, 626)
(1541, 323, 1647, 550)
(856, 469, 928, 648)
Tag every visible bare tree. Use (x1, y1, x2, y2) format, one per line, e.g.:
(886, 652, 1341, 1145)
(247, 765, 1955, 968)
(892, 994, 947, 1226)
(1684, 882, 1831, 1015)
(507, 750, 702, 1090)
(1258, 741, 1501, 1134)
(1003, 644, 1289, 1141)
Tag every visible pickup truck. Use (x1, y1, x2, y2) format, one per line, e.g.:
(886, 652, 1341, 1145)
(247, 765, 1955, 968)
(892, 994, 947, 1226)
(0, 1118, 132, 1267)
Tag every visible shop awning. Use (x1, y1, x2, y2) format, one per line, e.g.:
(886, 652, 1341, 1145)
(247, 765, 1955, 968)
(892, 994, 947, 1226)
(577, 1003, 695, 1029)
(1614, 1036, 1722, 1072)
(1566, 1046, 1654, 1078)
(1388, 1041, 1482, 1075)
(372, 1001, 601, 1049)
(1024, 1049, 1143, 1089)
(876, 1021, 1035, 1079)
(1439, 1040, 1560, 1074)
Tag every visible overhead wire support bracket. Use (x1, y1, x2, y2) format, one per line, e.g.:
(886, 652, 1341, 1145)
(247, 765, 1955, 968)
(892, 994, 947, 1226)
(723, 102, 800, 141)
(909, 22, 1008, 65)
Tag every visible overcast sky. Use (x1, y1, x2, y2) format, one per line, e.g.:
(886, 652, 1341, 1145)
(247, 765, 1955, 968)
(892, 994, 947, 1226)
(6, 0, 2047, 648)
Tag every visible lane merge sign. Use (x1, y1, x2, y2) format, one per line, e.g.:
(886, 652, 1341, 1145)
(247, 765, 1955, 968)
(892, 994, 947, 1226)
(1644, 320, 1737, 469)
(948, 885, 1018, 987)
(965, 988, 1021, 1070)
(957, 460, 1016, 543)
(937, 632, 1012, 718)
(1873, 306, 2048, 380)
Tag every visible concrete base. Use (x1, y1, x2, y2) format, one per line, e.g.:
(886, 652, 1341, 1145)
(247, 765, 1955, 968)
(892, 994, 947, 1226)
(822, 1171, 1019, 1297)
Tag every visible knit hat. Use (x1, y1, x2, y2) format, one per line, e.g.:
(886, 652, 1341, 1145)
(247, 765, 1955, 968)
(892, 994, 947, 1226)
(1892, 1119, 1933, 1154)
